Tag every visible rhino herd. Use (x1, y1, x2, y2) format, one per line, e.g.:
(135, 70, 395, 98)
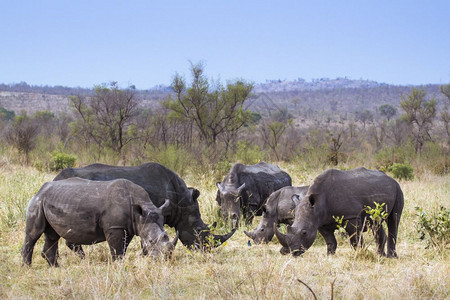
(21, 162, 404, 267)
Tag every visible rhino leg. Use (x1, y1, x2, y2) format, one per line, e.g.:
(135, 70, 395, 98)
(21, 234, 41, 266)
(319, 228, 337, 255)
(347, 219, 363, 249)
(386, 211, 401, 258)
(372, 225, 387, 256)
(105, 229, 133, 261)
(41, 227, 60, 267)
(21, 201, 47, 266)
(66, 241, 86, 259)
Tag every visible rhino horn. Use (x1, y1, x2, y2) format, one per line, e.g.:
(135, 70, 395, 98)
(244, 230, 255, 239)
(165, 231, 179, 259)
(274, 224, 289, 248)
(213, 228, 237, 244)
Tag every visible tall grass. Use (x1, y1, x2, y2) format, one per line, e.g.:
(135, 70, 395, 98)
(0, 161, 449, 299)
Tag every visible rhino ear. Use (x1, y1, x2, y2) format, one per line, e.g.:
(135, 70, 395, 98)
(261, 204, 268, 214)
(291, 194, 301, 205)
(190, 188, 200, 201)
(308, 194, 319, 207)
(132, 204, 144, 217)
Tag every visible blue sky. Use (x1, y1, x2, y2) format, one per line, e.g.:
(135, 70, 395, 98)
(1, 1, 449, 89)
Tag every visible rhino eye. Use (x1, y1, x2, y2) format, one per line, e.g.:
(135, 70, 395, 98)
(260, 228, 264, 232)
(301, 230, 307, 235)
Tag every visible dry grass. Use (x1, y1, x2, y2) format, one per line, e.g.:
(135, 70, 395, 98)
(0, 163, 448, 299)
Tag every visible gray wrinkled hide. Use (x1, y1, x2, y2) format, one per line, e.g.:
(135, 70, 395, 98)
(275, 167, 404, 257)
(21, 178, 169, 266)
(216, 162, 292, 227)
(245, 186, 309, 244)
(54, 162, 235, 248)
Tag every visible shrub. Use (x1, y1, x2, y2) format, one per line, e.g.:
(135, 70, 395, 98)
(51, 151, 76, 171)
(416, 206, 450, 250)
(233, 141, 265, 164)
(388, 163, 414, 180)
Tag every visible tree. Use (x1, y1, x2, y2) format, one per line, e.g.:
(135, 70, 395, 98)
(5, 112, 39, 165)
(379, 104, 397, 121)
(164, 63, 253, 147)
(260, 120, 287, 160)
(70, 82, 138, 154)
(439, 84, 450, 145)
(355, 110, 373, 128)
(400, 88, 436, 154)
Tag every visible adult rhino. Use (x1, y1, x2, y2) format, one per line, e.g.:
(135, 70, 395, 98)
(244, 186, 309, 244)
(54, 163, 235, 249)
(275, 167, 404, 257)
(216, 162, 292, 228)
(21, 178, 177, 266)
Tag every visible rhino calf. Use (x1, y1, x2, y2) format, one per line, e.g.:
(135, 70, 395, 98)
(21, 178, 178, 266)
(275, 168, 404, 257)
(244, 186, 309, 244)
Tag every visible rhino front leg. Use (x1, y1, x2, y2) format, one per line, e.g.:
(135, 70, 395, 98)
(41, 227, 60, 267)
(318, 228, 337, 255)
(106, 229, 132, 261)
(66, 241, 86, 259)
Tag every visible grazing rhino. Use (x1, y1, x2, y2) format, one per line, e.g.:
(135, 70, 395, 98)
(275, 167, 404, 257)
(216, 162, 292, 227)
(54, 163, 235, 250)
(244, 186, 309, 244)
(21, 178, 178, 266)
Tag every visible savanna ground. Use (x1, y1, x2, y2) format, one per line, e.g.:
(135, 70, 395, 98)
(0, 161, 448, 299)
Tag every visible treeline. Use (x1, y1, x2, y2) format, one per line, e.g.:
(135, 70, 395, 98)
(0, 65, 449, 178)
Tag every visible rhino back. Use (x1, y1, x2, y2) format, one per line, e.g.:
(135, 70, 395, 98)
(310, 168, 400, 220)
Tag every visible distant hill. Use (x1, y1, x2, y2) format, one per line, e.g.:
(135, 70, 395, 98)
(0, 79, 446, 116)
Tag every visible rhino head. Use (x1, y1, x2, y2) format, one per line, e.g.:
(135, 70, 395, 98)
(176, 188, 236, 249)
(134, 200, 178, 258)
(244, 204, 275, 244)
(216, 182, 246, 228)
(274, 194, 319, 256)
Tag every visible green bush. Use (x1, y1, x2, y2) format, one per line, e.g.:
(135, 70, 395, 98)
(416, 206, 450, 250)
(51, 151, 76, 171)
(233, 141, 265, 165)
(388, 163, 414, 180)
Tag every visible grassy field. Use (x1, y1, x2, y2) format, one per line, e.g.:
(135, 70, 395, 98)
(0, 163, 448, 299)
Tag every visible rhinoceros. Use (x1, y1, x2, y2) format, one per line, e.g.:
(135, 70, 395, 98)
(54, 163, 235, 250)
(244, 186, 309, 244)
(21, 178, 178, 266)
(274, 167, 404, 257)
(216, 162, 292, 227)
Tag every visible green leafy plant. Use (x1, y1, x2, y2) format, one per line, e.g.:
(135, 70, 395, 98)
(416, 206, 449, 250)
(364, 202, 389, 224)
(332, 215, 348, 236)
(51, 151, 76, 171)
(388, 163, 414, 180)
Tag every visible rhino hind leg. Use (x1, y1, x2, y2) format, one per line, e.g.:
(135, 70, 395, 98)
(372, 225, 387, 256)
(105, 229, 132, 261)
(319, 228, 337, 255)
(66, 241, 86, 259)
(347, 219, 364, 250)
(21, 234, 41, 266)
(41, 226, 61, 267)
(386, 211, 401, 258)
